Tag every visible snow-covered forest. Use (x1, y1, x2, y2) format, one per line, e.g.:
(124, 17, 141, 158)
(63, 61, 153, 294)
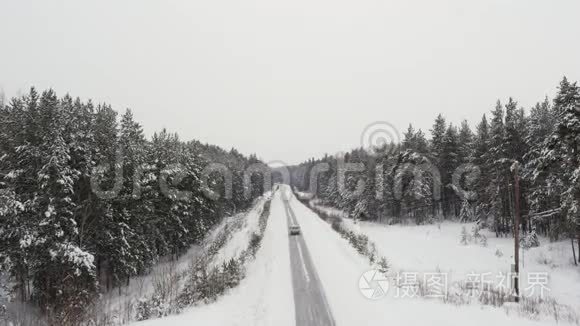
(2, 1, 580, 325)
(290, 77, 580, 264)
(0, 78, 580, 325)
(1, 78, 579, 325)
(0, 88, 268, 324)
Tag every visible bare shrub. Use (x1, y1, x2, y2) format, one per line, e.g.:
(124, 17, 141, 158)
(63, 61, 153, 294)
(175, 198, 271, 316)
(535, 251, 553, 266)
(298, 195, 385, 273)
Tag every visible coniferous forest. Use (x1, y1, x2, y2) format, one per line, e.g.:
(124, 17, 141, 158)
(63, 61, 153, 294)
(0, 88, 266, 322)
(290, 77, 580, 259)
(1, 78, 579, 324)
(2, 1, 580, 325)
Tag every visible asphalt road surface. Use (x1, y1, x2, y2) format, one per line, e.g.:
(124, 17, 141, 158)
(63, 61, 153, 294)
(283, 196, 336, 326)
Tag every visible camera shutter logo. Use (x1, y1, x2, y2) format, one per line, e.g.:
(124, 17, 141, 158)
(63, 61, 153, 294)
(359, 269, 390, 300)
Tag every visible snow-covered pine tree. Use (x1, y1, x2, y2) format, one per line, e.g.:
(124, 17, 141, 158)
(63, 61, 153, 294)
(391, 149, 435, 222)
(504, 98, 528, 163)
(33, 90, 97, 320)
(430, 114, 447, 161)
(523, 97, 559, 237)
(116, 109, 154, 277)
(414, 129, 429, 154)
(440, 123, 460, 217)
(536, 77, 580, 261)
(472, 114, 491, 223)
(0, 87, 272, 323)
(402, 124, 428, 154)
(0, 88, 5, 108)
(0, 89, 43, 302)
(485, 101, 512, 236)
(505, 99, 530, 232)
(522, 225, 540, 249)
(459, 199, 475, 222)
(458, 120, 475, 163)
(402, 124, 416, 151)
(180, 144, 213, 244)
(429, 114, 447, 217)
(147, 129, 190, 256)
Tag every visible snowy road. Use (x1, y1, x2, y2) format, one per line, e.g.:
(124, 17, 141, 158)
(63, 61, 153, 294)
(133, 187, 570, 326)
(283, 197, 335, 326)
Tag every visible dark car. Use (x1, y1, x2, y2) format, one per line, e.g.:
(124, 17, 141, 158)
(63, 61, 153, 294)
(289, 225, 301, 236)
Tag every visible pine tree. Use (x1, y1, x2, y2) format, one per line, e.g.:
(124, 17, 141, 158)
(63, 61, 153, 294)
(459, 199, 475, 222)
(473, 114, 490, 220)
(0, 87, 270, 320)
(402, 125, 429, 154)
(34, 90, 97, 317)
(0, 89, 43, 302)
(429, 114, 447, 217)
(414, 130, 429, 154)
(458, 120, 474, 163)
(440, 124, 460, 217)
(486, 101, 511, 236)
(504, 98, 527, 163)
(536, 77, 580, 259)
(524, 98, 558, 236)
(0, 88, 5, 108)
(402, 124, 416, 151)
(430, 114, 447, 160)
(118, 109, 154, 276)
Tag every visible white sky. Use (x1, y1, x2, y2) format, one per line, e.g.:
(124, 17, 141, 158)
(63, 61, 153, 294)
(1, 0, 579, 164)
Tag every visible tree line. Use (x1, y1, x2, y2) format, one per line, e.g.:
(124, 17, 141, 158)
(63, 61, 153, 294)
(290, 77, 580, 261)
(0, 88, 266, 321)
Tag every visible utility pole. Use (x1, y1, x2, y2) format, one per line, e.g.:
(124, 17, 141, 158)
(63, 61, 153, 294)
(513, 162, 521, 302)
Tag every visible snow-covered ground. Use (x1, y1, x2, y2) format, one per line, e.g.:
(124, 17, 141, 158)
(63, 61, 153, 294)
(132, 190, 294, 326)
(96, 243, 201, 324)
(292, 192, 578, 326)
(129, 188, 578, 326)
(211, 194, 271, 267)
(98, 194, 272, 324)
(351, 220, 580, 310)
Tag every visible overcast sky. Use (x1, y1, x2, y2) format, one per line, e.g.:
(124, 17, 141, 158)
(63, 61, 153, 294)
(1, 0, 579, 164)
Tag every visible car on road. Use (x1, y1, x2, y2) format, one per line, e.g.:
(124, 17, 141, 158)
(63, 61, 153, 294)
(289, 225, 301, 236)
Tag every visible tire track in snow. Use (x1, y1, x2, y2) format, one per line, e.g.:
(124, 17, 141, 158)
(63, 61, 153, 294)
(282, 194, 335, 326)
